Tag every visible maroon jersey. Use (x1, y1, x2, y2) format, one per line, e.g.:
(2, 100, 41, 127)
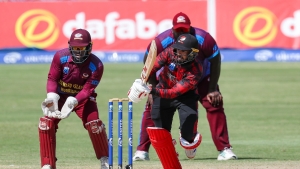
(47, 48, 104, 104)
(150, 47, 203, 99)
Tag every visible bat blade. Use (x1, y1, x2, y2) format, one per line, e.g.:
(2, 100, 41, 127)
(141, 40, 157, 84)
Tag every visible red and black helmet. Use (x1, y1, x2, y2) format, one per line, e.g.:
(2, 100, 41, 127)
(172, 34, 199, 65)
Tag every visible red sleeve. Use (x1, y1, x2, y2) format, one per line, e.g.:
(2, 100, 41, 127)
(47, 52, 61, 93)
(154, 73, 201, 99)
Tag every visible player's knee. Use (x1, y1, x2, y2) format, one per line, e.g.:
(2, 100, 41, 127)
(203, 101, 224, 112)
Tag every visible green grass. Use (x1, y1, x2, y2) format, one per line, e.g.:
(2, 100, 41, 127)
(0, 62, 300, 169)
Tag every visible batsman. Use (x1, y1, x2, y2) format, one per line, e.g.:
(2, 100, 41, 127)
(131, 12, 237, 162)
(38, 29, 109, 169)
(128, 34, 203, 169)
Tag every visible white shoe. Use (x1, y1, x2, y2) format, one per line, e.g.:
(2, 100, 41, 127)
(217, 147, 238, 160)
(185, 148, 197, 159)
(132, 150, 150, 161)
(100, 156, 109, 169)
(41, 165, 52, 169)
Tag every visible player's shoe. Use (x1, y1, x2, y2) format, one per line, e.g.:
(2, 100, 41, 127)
(100, 156, 109, 169)
(41, 165, 52, 169)
(217, 147, 238, 160)
(132, 150, 150, 161)
(185, 148, 197, 159)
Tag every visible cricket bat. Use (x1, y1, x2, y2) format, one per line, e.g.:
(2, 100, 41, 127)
(141, 40, 157, 84)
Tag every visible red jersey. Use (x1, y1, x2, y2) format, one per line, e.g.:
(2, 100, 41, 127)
(150, 47, 203, 99)
(47, 48, 104, 104)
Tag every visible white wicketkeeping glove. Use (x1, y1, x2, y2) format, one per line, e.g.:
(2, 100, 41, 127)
(60, 96, 78, 119)
(128, 79, 151, 103)
(41, 92, 61, 118)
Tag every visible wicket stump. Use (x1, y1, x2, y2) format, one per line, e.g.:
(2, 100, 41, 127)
(108, 98, 133, 169)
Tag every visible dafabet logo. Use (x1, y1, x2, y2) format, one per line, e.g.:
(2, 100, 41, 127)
(233, 7, 277, 47)
(15, 9, 60, 48)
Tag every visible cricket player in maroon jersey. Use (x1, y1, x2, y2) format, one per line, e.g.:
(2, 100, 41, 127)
(128, 34, 203, 169)
(38, 29, 109, 169)
(132, 12, 237, 161)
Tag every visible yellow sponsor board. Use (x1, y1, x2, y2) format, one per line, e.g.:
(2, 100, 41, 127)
(15, 9, 60, 48)
(233, 7, 277, 47)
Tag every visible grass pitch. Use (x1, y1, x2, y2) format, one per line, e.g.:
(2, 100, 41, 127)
(0, 62, 299, 169)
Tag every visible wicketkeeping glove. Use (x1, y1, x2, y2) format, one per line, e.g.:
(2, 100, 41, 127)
(60, 96, 78, 119)
(41, 92, 61, 118)
(128, 79, 151, 103)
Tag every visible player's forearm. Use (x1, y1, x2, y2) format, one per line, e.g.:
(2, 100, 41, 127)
(208, 54, 221, 93)
(75, 88, 91, 104)
(47, 57, 61, 93)
(150, 87, 177, 99)
(47, 79, 58, 93)
(150, 82, 195, 99)
(75, 83, 97, 103)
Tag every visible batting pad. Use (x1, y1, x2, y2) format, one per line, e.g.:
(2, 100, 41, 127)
(38, 117, 56, 169)
(147, 127, 182, 169)
(86, 119, 109, 159)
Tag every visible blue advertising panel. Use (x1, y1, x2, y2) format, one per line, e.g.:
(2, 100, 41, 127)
(0, 48, 144, 64)
(0, 48, 300, 64)
(221, 48, 300, 62)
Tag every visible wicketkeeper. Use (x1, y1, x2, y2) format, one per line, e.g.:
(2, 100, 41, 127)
(38, 29, 109, 169)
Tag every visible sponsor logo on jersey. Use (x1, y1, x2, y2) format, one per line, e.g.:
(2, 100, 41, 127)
(63, 67, 69, 74)
(82, 73, 89, 78)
